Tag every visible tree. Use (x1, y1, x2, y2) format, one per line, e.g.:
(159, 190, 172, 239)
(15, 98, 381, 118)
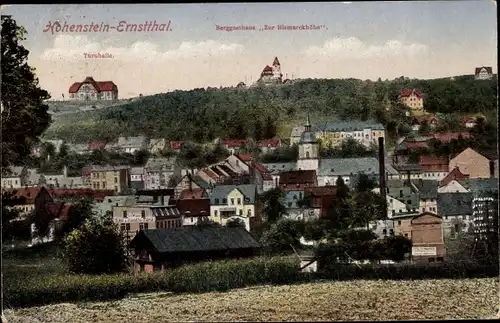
(54, 199, 94, 240)
(63, 218, 127, 274)
(1, 192, 25, 241)
(1, 16, 51, 168)
(383, 235, 412, 262)
(261, 188, 288, 223)
(259, 219, 303, 255)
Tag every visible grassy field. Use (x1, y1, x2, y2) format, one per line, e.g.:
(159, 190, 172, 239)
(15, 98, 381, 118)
(4, 278, 498, 322)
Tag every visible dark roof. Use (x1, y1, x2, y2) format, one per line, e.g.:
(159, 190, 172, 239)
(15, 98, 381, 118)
(411, 211, 442, 223)
(393, 163, 422, 172)
(176, 198, 210, 216)
(218, 164, 238, 177)
(279, 170, 317, 185)
(412, 179, 438, 199)
(437, 193, 473, 216)
(130, 227, 261, 253)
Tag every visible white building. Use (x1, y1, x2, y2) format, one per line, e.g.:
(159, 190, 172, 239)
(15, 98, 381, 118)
(68, 76, 118, 101)
(297, 115, 320, 171)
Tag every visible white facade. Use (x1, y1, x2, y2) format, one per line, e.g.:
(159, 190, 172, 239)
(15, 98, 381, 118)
(317, 175, 352, 187)
(297, 143, 319, 171)
(437, 180, 469, 193)
(422, 171, 448, 181)
(1, 176, 22, 189)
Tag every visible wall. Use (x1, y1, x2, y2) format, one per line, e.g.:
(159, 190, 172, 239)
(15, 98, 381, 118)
(437, 180, 469, 193)
(112, 206, 156, 240)
(449, 149, 491, 179)
(210, 188, 256, 231)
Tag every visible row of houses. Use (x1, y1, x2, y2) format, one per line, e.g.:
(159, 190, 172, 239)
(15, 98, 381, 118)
(32, 137, 283, 157)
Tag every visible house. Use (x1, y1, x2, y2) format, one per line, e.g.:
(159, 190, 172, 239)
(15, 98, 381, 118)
(372, 188, 409, 237)
(257, 139, 282, 153)
(113, 204, 182, 241)
(226, 154, 251, 174)
(410, 212, 445, 263)
(392, 212, 419, 239)
(411, 114, 438, 131)
(176, 198, 211, 226)
(398, 88, 424, 114)
(386, 179, 420, 214)
(209, 184, 260, 232)
(169, 141, 185, 152)
(148, 138, 167, 154)
(394, 136, 431, 160)
(144, 157, 180, 190)
(222, 139, 248, 154)
(461, 117, 477, 129)
(173, 174, 211, 199)
(449, 148, 498, 179)
(428, 132, 472, 143)
(130, 167, 145, 191)
(1, 166, 25, 189)
(30, 201, 73, 245)
(262, 162, 297, 187)
(438, 166, 470, 190)
(437, 193, 473, 237)
(179, 187, 208, 200)
(68, 76, 118, 100)
(85, 165, 130, 193)
(474, 66, 493, 80)
(303, 186, 338, 220)
(92, 195, 136, 218)
(39, 166, 86, 189)
(6, 187, 53, 218)
(254, 163, 274, 192)
(279, 170, 317, 192)
(319, 120, 385, 148)
(317, 157, 380, 187)
(412, 179, 438, 214)
(419, 156, 449, 181)
(128, 226, 261, 272)
(469, 179, 498, 236)
(115, 136, 148, 154)
(392, 164, 423, 180)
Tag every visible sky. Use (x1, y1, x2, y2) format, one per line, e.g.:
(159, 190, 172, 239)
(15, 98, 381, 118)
(2, 2, 498, 99)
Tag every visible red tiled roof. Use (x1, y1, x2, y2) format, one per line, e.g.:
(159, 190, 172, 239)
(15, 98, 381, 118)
(439, 167, 470, 186)
(305, 186, 337, 196)
(419, 156, 449, 172)
(263, 65, 273, 72)
(412, 115, 438, 125)
(236, 154, 252, 162)
(399, 88, 423, 99)
(88, 141, 106, 151)
(223, 139, 248, 148)
(429, 132, 472, 143)
(169, 141, 184, 150)
(176, 198, 210, 217)
(202, 168, 219, 179)
(258, 139, 281, 148)
(254, 163, 267, 174)
(68, 77, 117, 93)
(279, 170, 317, 185)
(179, 188, 206, 200)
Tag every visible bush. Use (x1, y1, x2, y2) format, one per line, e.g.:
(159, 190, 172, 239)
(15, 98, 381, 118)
(4, 256, 303, 308)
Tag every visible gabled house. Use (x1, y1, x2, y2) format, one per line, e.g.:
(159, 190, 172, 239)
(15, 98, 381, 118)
(130, 167, 145, 191)
(474, 66, 493, 80)
(439, 166, 470, 190)
(222, 139, 248, 154)
(449, 148, 498, 179)
(176, 198, 211, 226)
(386, 179, 420, 214)
(1, 166, 26, 189)
(303, 186, 338, 220)
(392, 163, 423, 181)
(419, 156, 449, 181)
(173, 174, 211, 199)
(115, 136, 148, 154)
(411, 114, 438, 131)
(279, 170, 317, 192)
(129, 227, 261, 273)
(257, 139, 282, 153)
(398, 88, 424, 114)
(209, 184, 260, 232)
(412, 179, 438, 213)
(6, 187, 53, 218)
(461, 117, 477, 129)
(92, 195, 136, 217)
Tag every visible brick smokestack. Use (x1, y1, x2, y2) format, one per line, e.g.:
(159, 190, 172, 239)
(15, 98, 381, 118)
(378, 137, 387, 218)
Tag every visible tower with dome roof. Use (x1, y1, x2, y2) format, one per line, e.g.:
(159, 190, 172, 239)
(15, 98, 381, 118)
(297, 114, 319, 171)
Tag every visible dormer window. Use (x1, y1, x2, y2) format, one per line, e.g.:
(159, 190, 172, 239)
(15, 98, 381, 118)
(214, 198, 219, 204)
(222, 198, 227, 204)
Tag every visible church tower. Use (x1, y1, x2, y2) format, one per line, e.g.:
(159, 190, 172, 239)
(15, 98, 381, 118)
(272, 57, 282, 82)
(297, 114, 319, 171)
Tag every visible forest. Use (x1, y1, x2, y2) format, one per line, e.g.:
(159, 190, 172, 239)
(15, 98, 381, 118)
(42, 75, 498, 147)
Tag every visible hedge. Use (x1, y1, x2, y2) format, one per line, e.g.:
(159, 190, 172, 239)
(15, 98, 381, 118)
(4, 257, 499, 309)
(3, 256, 304, 308)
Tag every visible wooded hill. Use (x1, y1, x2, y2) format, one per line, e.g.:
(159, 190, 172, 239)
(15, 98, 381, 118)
(42, 75, 498, 144)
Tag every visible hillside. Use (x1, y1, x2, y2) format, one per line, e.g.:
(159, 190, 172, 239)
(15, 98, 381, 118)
(42, 75, 498, 144)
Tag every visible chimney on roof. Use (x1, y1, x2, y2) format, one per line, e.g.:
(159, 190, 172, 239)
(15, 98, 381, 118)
(63, 165, 68, 178)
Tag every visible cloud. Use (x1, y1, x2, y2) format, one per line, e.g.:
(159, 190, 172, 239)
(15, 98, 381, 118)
(303, 37, 428, 60)
(40, 35, 244, 61)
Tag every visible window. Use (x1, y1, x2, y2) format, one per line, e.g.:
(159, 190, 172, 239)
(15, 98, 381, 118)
(382, 229, 387, 235)
(389, 229, 394, 235)
(222, 198, 227, 204)
(247, 209, 252, 216)
(126, 223, 130, 231)
(120, 223, 126, 231)
(144, 223, 148, 230)
(215, 198, 219, 204)
(237, 198, 241, 205)
(114, 186, 118, 191)
(140, 223, 145, 230)
(231, 198, 235, 205)
(214, 210, 218, 216)
(398, 220, 401, 225)
(191, 217, 194, 223)
(404, 233, 408, 237)
(102, 182, 106, 189)
(123, 211, 128, 218)
(141, 210, 146, 218)
(239, 209, 243, 216)
(96, 182, 100, 189)
(306, 152, 310, 158)
(114, 177, 118, 183)
(399, 190, 403, 198)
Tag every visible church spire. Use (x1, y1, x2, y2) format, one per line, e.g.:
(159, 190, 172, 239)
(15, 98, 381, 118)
(305, 113, 311, 132)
